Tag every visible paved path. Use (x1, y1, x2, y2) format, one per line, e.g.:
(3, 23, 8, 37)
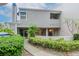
(24, 39, 64, 56)
(24, 39, 79, 56)
(22, 49, 33, 56)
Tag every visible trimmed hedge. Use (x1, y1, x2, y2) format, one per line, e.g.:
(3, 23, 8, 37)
(0, 28, 15, 35)
(29, 37, 79, 52)
(74, 34, 79, 40)
(0, 35, 24, 56)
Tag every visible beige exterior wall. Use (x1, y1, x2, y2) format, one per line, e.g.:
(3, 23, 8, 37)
(17, 9, 61, 28)
(8, 3, 79, 40)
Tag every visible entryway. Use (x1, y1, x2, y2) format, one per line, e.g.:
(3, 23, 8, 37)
(48, 28, 53, 36)
(17, 27, 28, 37)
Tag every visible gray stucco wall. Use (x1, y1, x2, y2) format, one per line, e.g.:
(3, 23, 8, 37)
(17, 9, 61, 28)
(10, 4, 79, 36)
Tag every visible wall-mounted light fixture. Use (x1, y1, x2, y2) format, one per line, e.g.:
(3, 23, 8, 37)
(49, 29, 52, 32)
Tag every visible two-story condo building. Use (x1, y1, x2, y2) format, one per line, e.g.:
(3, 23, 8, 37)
(9, 4, 63, 37)
(17, 8, 61, 37)
(8, 3, 75, 38)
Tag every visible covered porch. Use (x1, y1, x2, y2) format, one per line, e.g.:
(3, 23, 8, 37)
(36, 28, 60, 36)
(17, 27, 60, 37)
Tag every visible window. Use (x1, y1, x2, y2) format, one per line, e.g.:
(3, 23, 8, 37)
(20, 12, 26, 15)
(50, 13, 60, 19)
(20, 12, 26, 19)
(20, 16, 26, 19)
(36, 28, 46, 36)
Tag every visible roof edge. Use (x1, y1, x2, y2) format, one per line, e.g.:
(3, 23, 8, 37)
(19, 8, 62, 12)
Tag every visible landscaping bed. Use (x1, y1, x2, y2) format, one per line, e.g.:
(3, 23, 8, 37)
(29, 43, 79, 56)
(29, 37, 79, 52)
(0, 35, 24, 56)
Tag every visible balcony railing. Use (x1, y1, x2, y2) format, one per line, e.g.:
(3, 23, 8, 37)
(16, 19, 61, 28)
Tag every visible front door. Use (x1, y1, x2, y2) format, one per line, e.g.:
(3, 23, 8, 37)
(48, 28, 53, 36)
(17, 28, 28, 37)
(23, 30, 28, 37)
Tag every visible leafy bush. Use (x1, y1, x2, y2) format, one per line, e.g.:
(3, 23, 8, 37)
(0, 35, 24, 56)
(3, 28, 15, 35)
(0, 28, 15, 35)
(29, 37, 79, 52)
(28, 25, 38, 37)
(74, 33, 79, 40)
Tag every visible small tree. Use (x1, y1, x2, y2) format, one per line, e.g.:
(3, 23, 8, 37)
(65, 18, 79, 35)
(65, 19, 74, 35)
(28, 25, 38, 37)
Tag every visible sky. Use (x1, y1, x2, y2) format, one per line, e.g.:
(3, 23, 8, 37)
(17, 3, 60, 9)
(0, 3, 79, 22)
(55, 3, 79, 20)
(0, 3, 12, 22)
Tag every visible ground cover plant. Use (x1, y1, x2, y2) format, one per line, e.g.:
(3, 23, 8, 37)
(0, 35, 24, 56)
(29, 37, 79, 52)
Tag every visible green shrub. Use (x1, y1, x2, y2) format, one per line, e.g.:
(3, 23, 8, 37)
(0, 28, 15, 35)
(29, 37, 79, 52)
(74, 34, 79, 40)
(0, 35, 24, 56)
(28, 25, 38, 37)
(3, 28, 15, 35)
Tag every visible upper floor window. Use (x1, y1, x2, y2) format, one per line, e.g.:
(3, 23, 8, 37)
(20, 12, 26, 15)
(20, 12, 26, 19)
(50, 13, 61, 19)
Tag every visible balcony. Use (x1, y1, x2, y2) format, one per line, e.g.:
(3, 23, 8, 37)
(17, 19, 61, 28)
(49, 19, 60, 28)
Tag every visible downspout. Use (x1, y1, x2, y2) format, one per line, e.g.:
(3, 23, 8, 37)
(12, 3, 17, 34)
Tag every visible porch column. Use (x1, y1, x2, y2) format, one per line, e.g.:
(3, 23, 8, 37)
(46, 28, 48, 37)
(13, 23, 17, 34)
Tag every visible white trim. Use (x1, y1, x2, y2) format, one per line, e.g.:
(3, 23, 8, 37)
(46, 28, 48, 36)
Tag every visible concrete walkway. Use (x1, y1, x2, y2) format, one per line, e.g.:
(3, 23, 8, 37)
(24, 39, 64, 56)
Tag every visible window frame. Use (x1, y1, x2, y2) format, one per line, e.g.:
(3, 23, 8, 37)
(50, 13, 61, 19)
(20, 12, 26, 19)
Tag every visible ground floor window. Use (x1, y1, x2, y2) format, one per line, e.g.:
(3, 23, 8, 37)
(36, 28, 46, 36)
(48, 28, 53, 36)
(37, 28, 60, 36)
